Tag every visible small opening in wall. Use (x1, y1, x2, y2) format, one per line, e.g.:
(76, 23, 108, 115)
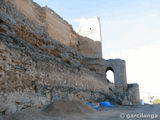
(90, 28, 92, 30)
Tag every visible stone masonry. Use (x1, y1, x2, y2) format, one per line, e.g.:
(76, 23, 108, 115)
(78, 17, 102, 58)
(0, 0, 140, 114)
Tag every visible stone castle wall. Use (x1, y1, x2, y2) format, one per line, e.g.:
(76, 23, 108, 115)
(77, 17, 102, 58)
(7, 0, 79, 49)
(78, 17, 102, 42)
(5, 0, 102, 58)
(0, 0, 140, 114)
(0, 0, 109, 114)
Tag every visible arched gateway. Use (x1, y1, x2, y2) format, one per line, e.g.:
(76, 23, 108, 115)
(105, 59, 128, 92)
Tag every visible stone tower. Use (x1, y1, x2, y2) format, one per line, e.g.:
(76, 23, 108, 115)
(77, 17, 102, 58)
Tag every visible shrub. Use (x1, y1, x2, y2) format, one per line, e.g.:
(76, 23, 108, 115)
(153, 99, 160, 104)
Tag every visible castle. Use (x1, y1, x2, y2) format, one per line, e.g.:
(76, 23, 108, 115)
(0, 0, 140, 114)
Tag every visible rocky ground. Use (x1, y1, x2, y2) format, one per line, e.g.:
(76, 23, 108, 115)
(1, 101, 160, 120)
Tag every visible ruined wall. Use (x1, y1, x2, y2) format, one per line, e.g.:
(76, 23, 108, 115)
(6, 0, 79, 50)
(0, 0, 140, 114)
(4, 0, 102, 58)
(82, 58, 140, 105)
(78, 36, 102, 58)
(0, 0, 109, 114)
(78, 17, 102, 42)
(77, 17, 102, 58)
(105, 59, 128, 92)
(122, 84, 140, 105)
(44, 8, 79, 50)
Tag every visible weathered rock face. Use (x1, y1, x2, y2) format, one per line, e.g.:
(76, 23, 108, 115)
(0, 0, 109, 114)
(3, 0, 79, 50)
(1, 0, 102, 58)
(0, 0, 140, 115)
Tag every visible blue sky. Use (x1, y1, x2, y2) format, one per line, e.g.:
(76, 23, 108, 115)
(34, 0, 160, 51)
(34, 0, 160, 99)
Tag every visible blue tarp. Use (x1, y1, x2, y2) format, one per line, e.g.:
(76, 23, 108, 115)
(86, 101, 115, 111)
(100, 101, 115, 107)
